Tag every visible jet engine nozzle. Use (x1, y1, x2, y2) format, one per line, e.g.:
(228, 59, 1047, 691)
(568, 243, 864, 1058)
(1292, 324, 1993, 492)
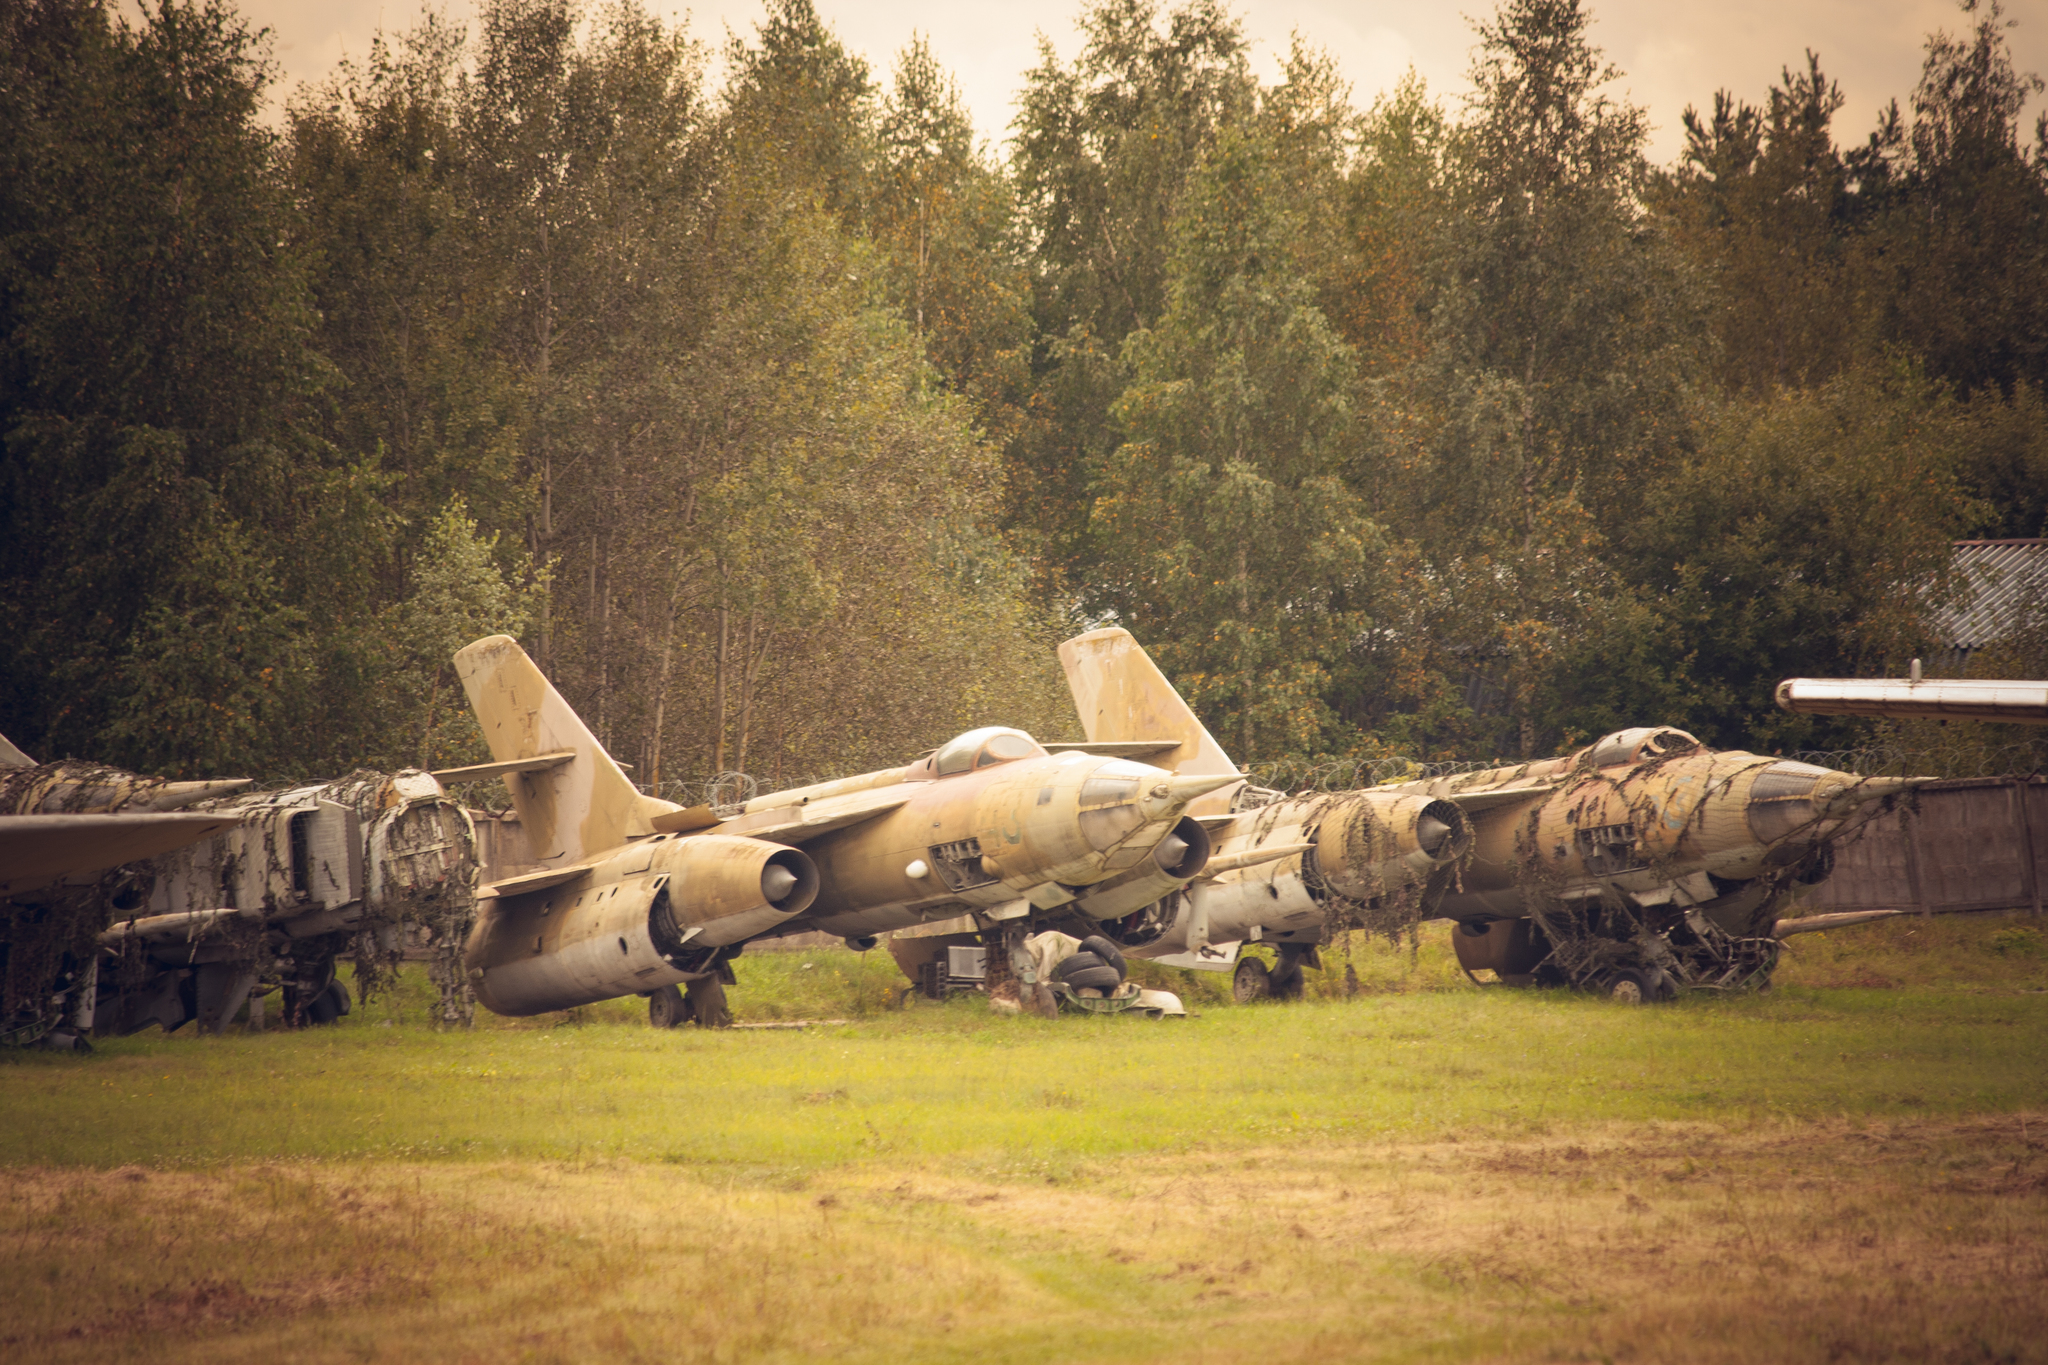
(466, 836, 818, 1016)
(1314, 795, 1471, 902)
(1073, 816, 1213, 920)
(1417, 812, 1454, 855)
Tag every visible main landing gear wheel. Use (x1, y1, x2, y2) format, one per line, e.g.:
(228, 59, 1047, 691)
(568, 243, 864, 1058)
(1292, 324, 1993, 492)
(1233, 956, 1271, 1004)
(1599, 968, 1655, 1004)
(648, 984, 686, 1029)
(1268, 949, 1308, 1002)
(684, 975, 732, 1028)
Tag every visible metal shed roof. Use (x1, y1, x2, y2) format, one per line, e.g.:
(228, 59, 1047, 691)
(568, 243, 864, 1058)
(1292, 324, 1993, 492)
(1932, 539, 2048, 650)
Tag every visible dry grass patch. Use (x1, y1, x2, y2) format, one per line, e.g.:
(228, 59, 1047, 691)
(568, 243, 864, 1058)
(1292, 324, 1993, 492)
(6, 1117, 2043, 1363)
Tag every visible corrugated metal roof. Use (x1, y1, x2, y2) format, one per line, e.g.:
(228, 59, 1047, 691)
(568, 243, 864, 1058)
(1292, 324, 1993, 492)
(1932, 539, 2048, 649)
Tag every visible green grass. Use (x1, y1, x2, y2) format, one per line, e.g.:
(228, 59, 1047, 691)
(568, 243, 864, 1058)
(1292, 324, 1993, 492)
(3, 918, 2043, 1170)
(2, 913, 2044, 1363)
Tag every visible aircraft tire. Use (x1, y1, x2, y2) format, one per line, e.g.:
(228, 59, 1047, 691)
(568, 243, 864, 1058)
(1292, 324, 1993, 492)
(648, 984, 686, 1029)
(1599, 968, 1654, 1005)
(1078, 936, 1127, 979)
(1051, 951, 1108, 981)
(1056, 961, 1124, 993)
(307, 979, 351, 1025)
(1268, 956, 1306, 1002)
(685, 976, 732, 1028)
(1233, 957, 1271, 1004)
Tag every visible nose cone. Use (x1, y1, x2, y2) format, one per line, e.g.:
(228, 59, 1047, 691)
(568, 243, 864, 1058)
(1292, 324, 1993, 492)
(1136, 771, 1243, 821)
(1813, 774, 1934, 819)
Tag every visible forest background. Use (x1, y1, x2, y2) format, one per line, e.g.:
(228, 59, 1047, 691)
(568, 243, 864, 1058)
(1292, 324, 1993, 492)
(2, 0, 2045, 795)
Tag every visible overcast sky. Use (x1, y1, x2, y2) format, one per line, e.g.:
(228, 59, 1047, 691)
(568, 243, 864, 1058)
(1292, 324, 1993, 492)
(232, 0, 2048, 168)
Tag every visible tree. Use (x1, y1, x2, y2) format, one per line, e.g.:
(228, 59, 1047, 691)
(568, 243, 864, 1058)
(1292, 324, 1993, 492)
(1368, 0, 1706, 757)
(1093, 124, 1379, 761)
(1879, 0, 2048, 398)
(0, 0, 343, 774)
(1006, 0, 1256, 593)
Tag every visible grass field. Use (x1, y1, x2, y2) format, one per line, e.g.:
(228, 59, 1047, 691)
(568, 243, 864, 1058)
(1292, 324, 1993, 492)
(3, 915, 2045, 1362)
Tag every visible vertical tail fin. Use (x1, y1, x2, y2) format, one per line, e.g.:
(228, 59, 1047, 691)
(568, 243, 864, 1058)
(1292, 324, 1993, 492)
(1057, 628, 1240, 817)
(453, 635, 677, 864)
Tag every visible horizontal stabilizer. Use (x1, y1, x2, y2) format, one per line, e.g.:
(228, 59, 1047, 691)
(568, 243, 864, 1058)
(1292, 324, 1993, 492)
(454, 635, 679, 863)
(1058, 628, 1240, 818)
(650, 804, 721, 834)
(431, 750, 576, 783)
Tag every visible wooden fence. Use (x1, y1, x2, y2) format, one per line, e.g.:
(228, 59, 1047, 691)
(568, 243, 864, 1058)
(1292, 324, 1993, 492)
(1804, 777, 2047, 915)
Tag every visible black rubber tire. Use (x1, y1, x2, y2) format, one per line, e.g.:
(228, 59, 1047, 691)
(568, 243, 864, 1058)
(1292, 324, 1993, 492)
(307, 979, 351, 1025)
(1268, 957, 1306, 1002)
(1232, 956, 1271, 1004)
(1059, 964, 1124, 993)
(684, 976, 732, 1028)
(648, 984, 686, 1029)
(1051, 952, 1107, 981)
(1078, 935, 1127, 978)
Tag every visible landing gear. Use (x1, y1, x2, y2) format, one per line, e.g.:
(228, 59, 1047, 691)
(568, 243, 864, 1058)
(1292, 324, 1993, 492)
(1233, 956, 1271, 1003)
(1269, 945, 1316, 1001)
(648, 984, 686, 1028)
(1591, 966, 1678, 1004)
(683, 974, 731, 1028)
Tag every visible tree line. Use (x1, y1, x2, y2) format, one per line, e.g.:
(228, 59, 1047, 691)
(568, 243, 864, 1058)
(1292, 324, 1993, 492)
(2, 0, 2043, 788)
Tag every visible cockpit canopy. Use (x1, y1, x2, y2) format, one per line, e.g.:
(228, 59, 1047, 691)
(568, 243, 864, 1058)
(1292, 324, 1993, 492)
(1585, 726, 1701, 769)
(931, 726, 1046, 776)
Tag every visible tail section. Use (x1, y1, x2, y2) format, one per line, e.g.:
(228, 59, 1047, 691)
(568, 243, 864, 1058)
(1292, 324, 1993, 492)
(1057, 628, 1241, 818)
(453, 636, 677, 864)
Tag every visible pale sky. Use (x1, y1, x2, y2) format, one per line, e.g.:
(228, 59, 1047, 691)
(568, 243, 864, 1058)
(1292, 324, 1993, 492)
(231, 0, 2048, 168)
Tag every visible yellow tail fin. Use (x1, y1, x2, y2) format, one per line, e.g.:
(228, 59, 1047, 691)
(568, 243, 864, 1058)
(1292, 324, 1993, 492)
(1057, 628, 1240, 817)
(453, 635, 677, 864)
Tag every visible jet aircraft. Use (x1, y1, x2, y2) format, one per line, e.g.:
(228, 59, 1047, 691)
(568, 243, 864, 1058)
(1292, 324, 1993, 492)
(1051, 630, 1923, 1002)
(451, 635, 1234, 1025)
(1, 734, 479, 1045)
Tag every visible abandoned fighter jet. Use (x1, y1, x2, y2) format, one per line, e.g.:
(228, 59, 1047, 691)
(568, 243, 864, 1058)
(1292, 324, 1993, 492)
(1, 734, 245, 1047)
(1053, 631, 1923, 1002)
(0, 732, 479, 1046)
(451, 635, 1234, 1026)
(1052, 629, 1473, 1002)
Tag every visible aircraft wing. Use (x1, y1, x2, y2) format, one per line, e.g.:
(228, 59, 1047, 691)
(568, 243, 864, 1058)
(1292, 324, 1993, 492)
(1443, 785, 1553, 814)
(0, 812, 241, 897)
(713, 787, 912, 844)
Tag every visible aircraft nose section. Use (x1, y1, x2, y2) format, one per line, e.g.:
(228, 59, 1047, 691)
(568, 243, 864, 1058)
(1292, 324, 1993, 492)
(1136, 771, 1243, 820)
(1813, 774, 1935, 819)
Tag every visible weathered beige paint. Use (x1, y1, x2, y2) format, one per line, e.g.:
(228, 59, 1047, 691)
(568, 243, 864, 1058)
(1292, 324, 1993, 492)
(1058, 628, 1241, 818)
(454, 635, 679, 864)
